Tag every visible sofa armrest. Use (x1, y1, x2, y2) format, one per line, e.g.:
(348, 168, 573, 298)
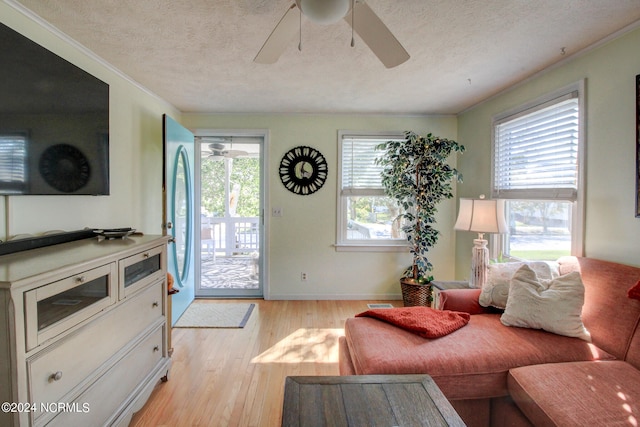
(439, 288, 496, 314)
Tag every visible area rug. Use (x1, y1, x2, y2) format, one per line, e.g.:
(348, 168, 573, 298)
(174, 302, 255, 328)
(200, 257, 259, 290)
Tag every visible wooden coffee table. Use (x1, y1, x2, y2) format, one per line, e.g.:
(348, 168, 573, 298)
(282, 374, 465, 426)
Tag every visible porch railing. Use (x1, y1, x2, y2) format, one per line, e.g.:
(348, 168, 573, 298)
(201, 216, 259, 257)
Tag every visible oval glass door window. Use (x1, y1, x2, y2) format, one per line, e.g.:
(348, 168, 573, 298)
(172, 145, 192, 286)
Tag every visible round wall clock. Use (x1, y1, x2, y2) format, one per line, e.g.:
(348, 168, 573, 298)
(39, 143, 91, 193)
(278, 146, 328, 195)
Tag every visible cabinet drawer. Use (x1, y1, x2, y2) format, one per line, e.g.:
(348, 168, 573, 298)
(119, 245, 165, 299)
(42, 325, 165, 427)
(27, 280, 164, 406)
(24, 263, 117, 351)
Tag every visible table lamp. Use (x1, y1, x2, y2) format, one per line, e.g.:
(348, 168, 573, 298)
(454, 196, 508, 288)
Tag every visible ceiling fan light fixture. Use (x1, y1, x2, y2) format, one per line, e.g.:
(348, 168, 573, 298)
(299, 0, 350, 25)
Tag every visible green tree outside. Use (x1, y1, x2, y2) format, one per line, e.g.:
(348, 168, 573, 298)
(201, 157, 260, 217)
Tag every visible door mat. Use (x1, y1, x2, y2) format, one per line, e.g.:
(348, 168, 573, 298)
(174, 302, 255, 328)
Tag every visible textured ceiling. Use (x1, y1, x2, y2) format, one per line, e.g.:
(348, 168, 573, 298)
(11, 0, 640, 115)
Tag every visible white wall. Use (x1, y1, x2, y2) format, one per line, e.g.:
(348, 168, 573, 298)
(19, 1, 635, 298)
(0, 3, 180, 240)
(1, 4, 462, 301)
(456, 24, 640, 277)
(184, 114, 459, 299)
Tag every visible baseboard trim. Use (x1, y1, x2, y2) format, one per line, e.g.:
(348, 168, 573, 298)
(266, 293, 402, 301)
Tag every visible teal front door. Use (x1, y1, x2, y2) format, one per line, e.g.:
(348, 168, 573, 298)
(163, 114, 195, 325)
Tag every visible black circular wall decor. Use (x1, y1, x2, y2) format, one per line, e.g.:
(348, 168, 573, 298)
(39, 143, 91, 193)
(278, 146, 328, 195)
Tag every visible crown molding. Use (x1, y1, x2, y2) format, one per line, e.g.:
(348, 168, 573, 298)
(4, 0, 177, 111)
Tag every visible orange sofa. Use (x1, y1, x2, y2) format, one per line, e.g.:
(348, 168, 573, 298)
(339, 257, 640, 426)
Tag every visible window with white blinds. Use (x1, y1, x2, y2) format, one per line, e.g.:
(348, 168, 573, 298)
(337, 132, 407, 249)
(493, 92, 579, 200)
(490, 82, 585, 259)
(0, 134, 27, 194)
(341, 134, 402, 196)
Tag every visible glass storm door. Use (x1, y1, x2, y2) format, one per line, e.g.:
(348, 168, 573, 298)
(163, 115, 195, 324)
(195, 134, 265, 298)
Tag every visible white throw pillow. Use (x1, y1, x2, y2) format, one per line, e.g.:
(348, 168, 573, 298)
(500, 264, 591, 341)
(479, 261, 559, 309)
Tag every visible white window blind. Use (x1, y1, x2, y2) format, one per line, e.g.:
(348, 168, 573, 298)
(341, 134, 402, 196)
(493, 92, 579, 200)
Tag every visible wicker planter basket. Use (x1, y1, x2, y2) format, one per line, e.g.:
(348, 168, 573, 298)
(400, 279, 432, 307)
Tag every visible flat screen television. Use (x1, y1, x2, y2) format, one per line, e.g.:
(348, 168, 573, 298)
(0, 22, 109, 195)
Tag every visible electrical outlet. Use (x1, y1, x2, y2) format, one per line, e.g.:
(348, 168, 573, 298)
(301, 272, 308, 281)
(272, 207, 283, 217)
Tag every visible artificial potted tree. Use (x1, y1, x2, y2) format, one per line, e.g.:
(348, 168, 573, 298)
(376, 131, 464, 306)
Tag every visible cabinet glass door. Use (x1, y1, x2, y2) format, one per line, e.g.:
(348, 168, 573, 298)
(119, 244, 165, 299)
(37, 275, 109, 330)
(25, 263, 117, 350)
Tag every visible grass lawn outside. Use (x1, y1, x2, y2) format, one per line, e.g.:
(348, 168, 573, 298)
(509, 249, 570, 261)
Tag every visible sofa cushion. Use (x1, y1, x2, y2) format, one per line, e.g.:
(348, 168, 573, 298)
(508, 361, 640, 426)
(479, 261, 559, 309)
(623, 313, 640, 369)
(500, 265, 590, 341)
(439, 288, 499, 314)
(561, 257, 640, 360)
(343, 314, 614, 400)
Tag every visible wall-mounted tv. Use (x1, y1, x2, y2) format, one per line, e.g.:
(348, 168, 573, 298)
(0, 22, 109, 195)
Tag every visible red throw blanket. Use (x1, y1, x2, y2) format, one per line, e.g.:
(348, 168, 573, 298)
(356, 306, 470, 339)
(628, 280, 640, 301)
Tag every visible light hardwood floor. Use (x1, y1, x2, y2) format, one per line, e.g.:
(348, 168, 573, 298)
(130, 299, 397, 427)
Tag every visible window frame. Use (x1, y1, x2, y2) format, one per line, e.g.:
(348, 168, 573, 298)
(490, 80, 586, 259)
(336, 130, 409, 252)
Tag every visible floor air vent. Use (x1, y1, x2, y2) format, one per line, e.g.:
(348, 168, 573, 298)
(367, 303, 394, 309)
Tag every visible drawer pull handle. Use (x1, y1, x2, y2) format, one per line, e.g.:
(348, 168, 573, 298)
(143, 252, 150, 258)
(152, 301, 159, 308)
(153, 346, 160, 352)
(50, 371, 63, 382)
(76, 276, 86, 284)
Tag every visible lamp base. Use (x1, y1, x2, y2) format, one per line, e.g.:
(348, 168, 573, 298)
(470, 238, 489, 289)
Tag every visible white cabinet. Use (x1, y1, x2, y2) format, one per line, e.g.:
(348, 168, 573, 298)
(0, 235, 170, 426)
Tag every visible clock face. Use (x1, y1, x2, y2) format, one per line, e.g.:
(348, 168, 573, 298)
(279, 146, 328, 195)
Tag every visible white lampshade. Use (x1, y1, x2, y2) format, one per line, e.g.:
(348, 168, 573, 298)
(454, 198, 508, 235)
(455, 197, 508, 289)
(299, 0, 351, 25)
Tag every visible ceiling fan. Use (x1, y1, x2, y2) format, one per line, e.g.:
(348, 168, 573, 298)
(254, 0, 410, 69)
(199, 137, 249, 160)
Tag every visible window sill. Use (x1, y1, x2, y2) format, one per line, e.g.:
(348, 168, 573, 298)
(334, 243, 410, 253)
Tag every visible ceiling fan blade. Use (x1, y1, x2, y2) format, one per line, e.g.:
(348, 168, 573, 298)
(345, 2, 410, 68)
(254, 4, 299, 64)
(225, 150, 249, 158)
